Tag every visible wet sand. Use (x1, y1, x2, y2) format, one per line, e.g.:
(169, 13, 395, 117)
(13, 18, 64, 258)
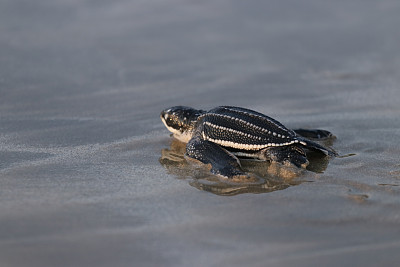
(1, 0, 400, 266)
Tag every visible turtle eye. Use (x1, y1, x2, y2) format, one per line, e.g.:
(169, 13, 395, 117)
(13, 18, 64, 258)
(166, 117, 173, 124)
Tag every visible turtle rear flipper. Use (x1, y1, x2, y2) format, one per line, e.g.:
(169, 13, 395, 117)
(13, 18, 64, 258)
(293, 128, 334, 140)
(300, 138, 338, 157)
(262, 145, 309, 168)
(186, 136, 246, 178)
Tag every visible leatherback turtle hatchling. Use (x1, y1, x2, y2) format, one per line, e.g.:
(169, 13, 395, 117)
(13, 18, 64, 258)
(160, 106, 336, 178)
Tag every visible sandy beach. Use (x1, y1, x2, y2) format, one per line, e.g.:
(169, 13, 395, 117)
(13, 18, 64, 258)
(1, 0, 400, 266)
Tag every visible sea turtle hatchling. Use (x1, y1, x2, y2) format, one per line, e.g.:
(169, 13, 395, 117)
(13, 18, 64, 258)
(160, 106, 337, 178)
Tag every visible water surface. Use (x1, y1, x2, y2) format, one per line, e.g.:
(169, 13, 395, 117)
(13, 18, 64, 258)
(1, 0, 400, 266)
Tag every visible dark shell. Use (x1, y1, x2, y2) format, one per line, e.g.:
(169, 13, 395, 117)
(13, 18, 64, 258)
(198, 106, 301, 150)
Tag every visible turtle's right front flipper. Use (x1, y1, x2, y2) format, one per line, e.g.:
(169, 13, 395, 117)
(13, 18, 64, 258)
(186, 136, 246, 178)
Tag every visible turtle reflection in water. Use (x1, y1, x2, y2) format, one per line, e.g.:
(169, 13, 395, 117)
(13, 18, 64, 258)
(159, 139, 332, 196)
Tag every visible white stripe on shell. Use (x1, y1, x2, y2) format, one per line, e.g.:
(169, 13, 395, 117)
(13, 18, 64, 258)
(202, 113, 289, 139)
(204, 121, 263, 141)
(220, 106, 289, 133)
(204, 136, 304, 150)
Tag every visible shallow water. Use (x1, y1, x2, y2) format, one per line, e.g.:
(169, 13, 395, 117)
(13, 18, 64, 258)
(1, 0, 400, 266)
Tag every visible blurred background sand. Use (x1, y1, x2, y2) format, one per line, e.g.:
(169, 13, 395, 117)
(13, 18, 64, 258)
(1, 0, 400, 266)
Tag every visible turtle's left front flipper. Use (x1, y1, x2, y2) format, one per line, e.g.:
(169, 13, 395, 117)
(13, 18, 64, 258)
(186, 136, 246, 178)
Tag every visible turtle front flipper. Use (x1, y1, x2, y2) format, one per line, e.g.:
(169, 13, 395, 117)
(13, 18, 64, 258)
(186, 136, 246, 178)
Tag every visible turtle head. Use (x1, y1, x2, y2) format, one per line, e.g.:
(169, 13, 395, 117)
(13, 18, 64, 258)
(160, 106, 205, 142)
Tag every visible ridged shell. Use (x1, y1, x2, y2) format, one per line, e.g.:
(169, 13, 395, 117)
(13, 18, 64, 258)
(198, 106, 302, 150)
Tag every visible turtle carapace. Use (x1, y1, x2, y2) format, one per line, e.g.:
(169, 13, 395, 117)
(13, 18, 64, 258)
(161, 106, 336, 178)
